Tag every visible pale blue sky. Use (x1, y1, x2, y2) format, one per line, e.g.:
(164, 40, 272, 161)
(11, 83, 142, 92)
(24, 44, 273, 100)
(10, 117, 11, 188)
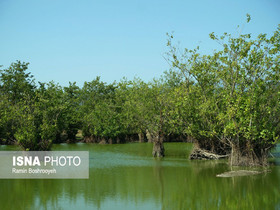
(0, 0, 279, 87)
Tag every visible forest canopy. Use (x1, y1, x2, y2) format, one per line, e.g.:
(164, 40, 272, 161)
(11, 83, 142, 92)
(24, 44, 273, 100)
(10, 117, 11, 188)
(0, 20, 279, 166)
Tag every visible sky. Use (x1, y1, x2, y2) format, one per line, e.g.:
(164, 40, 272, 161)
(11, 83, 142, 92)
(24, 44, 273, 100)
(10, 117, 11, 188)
(0, 0, 279, 87)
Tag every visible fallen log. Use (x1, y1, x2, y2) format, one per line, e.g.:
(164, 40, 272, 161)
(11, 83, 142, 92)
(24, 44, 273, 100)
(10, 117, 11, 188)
(189, 147, 229, 160)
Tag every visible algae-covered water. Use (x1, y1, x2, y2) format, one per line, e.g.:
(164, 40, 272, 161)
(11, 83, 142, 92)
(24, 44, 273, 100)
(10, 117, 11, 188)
(0, 143, 279, 210)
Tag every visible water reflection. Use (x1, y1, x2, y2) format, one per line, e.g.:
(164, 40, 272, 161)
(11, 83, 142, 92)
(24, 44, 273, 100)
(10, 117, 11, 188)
(0, 143, 279, 210)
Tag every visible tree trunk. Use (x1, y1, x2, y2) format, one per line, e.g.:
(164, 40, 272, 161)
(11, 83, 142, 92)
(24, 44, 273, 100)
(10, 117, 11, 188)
(152, 134, 164, 157)
(138, 133, 144, 143)
(146, 130, 153, 143)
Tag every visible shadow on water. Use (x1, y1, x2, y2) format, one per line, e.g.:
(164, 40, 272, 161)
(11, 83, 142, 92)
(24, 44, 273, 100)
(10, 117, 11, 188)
(0, 143, 280, 210)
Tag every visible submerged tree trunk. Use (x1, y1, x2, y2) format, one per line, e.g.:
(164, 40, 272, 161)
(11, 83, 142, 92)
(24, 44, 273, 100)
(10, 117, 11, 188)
(152, 134, 164, 157)
(189, 139, 270, 166)
(152, 109, 165, 157)
(146, 130, 153, 143)
(138, 133, 144, 143)
(229, 142, 269, 166)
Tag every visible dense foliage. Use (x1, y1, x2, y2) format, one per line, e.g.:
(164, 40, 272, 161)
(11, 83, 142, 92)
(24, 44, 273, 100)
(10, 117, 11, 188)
(166, 19, 280, 165)
(0, 19, 279, 165)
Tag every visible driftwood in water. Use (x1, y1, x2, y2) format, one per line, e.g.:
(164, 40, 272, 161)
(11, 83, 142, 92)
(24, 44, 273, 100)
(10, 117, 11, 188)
(189, 147, 229, 160)
(216, 170, 269, 177)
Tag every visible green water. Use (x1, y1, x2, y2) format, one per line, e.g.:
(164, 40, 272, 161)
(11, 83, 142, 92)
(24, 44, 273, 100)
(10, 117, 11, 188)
(0, 143, 279, 210)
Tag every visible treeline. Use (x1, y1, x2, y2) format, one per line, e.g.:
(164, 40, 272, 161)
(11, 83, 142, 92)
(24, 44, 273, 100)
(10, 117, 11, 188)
(0, 61, 190, 150)
(1, 20, 279, 165)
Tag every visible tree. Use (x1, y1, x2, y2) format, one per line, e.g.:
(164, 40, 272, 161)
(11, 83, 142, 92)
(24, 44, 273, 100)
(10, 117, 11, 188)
(0, 61, 35, 104)
(63, 82, 81, 142)
(167, 18, 280, 165)
(0, 61, 36, 144)
(79, 77, 118, 142)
